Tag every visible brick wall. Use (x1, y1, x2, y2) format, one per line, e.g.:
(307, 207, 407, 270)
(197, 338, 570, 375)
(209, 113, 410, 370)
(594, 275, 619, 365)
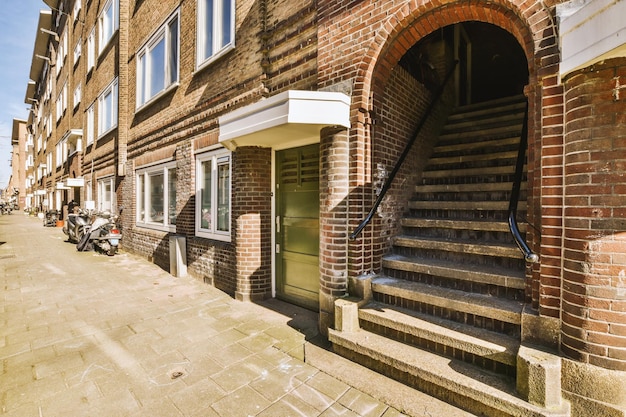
(561, 57, 626, 372)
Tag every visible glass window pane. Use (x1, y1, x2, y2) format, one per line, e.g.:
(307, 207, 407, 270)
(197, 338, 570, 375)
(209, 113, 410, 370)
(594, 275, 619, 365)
(217, 161, 229, 231)
(201, 160, 212, 229)
(222, 0, 231, 47)
(203, 0, 214, 59)
(169, 17, 179, 83)
(138, 175, 145, 222)
(168, 168, 177, 225)
(148, 173, 164, 223)
(149, 38, 165, 97)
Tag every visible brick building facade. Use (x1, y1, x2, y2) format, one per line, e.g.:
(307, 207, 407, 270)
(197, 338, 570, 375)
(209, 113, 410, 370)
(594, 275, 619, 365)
(22, 0, 626, 415)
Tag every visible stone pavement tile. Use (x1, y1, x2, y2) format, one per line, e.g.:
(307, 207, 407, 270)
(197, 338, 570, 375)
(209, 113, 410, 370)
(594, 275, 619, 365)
(211, 354, 274, 393)
(32, 350, 85, 380)
(211, 385, 272, 417)
(168, 376, 227, 416)
(255, 344, 297, 367)
(0, 340, 31, 361)
(3, 345, 56, 375)
(304, 370, 350, 401)
(289, 380, 335, 412)
(337, 388, 389, 417)
(256, 391, 322, 416)
(0, 401, 42, 417)
(248, 364, 308, 402)
(203, 327, 248, 347)
(319, 403, 360, 417)
(2, 374, 67, 413)
(130, 396, 185, 417)
(274, 357, 319, 385)
(1, 362, 36, 391)
(38, 381, 103, 416)
(237, 330, 278, 354)
(64, 362, 117, 388)
(381, 408, 409, 417)
(209, 342, 254, 368)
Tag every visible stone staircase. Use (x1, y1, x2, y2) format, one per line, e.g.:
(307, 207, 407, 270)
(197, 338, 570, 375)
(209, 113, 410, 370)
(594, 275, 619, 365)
(330, 95, 570, 417)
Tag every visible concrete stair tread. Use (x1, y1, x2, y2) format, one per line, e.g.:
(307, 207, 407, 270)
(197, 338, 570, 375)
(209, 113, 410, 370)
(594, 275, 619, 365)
(372, 276, 524, 324)
(328, 328, 569, 417)
(451, 95, 527, 115)
(438, 124, 523, 142)
(408, 200, 525, 211)
(401, 217, 526, 233)
(446, 100, 527, 123)
(360, 300, 520, 366)
(428, 150, 519, 166)
(421, 164, 521, 178)
(415, 182, 525, 193)
(383, 253, 525, 289)
(393, 235, 523, 259)
(442, 112, 526, 133)
(433, 136, 520, 154)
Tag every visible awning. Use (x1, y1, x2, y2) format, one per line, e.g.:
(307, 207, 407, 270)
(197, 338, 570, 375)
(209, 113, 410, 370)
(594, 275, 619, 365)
(218, 90, 351, 151)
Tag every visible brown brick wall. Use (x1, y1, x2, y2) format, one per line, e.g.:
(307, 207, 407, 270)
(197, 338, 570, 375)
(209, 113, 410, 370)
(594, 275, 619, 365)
(561, 57, 626, 371)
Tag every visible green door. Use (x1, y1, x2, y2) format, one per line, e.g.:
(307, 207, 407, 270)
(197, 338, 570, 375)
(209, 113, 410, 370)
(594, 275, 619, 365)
(276, 144, 320, 310)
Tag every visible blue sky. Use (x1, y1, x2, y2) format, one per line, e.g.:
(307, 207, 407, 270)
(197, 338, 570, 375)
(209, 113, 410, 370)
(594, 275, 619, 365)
(0, 1, 44, 188)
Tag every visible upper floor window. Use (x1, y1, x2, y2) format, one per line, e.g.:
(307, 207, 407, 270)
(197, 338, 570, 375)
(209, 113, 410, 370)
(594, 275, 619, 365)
(195, 147, 231, 241)
(73, 0, 82, 21)
(56, 83, 67, 121)
(136, 10, 179, 108)
(98, 78, 118, 137)
(74, 38, 82, 65)
(98, 176, 115, 212)
(196, 0, 234, 68)
(86, 104, 94, 146)
(87, 28, 95, 71)
(73, 84, 81, 109)
(98, 0, 119, 52)
(56, 30, 68, 75)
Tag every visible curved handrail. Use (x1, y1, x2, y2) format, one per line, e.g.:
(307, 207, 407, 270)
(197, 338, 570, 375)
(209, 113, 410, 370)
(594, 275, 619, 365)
(508, 102, 539, 263)
(350, 61, 458, 240)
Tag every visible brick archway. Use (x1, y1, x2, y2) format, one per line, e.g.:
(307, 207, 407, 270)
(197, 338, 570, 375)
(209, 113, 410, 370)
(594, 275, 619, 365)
(342, 0, 563, 316)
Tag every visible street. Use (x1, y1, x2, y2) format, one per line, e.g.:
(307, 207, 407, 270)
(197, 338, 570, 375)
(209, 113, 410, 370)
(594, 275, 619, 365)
(0, 213, 472, 417)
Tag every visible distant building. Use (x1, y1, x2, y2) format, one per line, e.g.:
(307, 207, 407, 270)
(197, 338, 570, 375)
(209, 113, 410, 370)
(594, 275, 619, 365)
(20, 1, 626, 416)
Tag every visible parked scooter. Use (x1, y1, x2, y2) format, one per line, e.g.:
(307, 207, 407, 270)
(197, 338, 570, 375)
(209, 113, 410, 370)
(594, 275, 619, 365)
(43, 210, 59, 227)
(63, 208, 91, 243)
(77, 211, 122, 256)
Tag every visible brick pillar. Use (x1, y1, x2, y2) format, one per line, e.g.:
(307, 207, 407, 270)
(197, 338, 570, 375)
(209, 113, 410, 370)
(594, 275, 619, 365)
(319, 127, 350, 335)
(562, 57, 626, 371)
(233, 147, 272, 302)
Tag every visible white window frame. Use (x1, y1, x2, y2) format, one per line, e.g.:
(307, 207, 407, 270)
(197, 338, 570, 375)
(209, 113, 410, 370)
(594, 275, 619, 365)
(56, 82, 67, 121)
(136, 9, 180, 109)
(87, 27, 95, 71)
(73, 84, 81, 109)
(196, 0, 235, 70)
(195, 147, 231, 242)
(56, 29, 68, 75)
(136, 161, 177, 231)
(56, 138, 68, 168)
(86, 104, 94, 146)
(97, 176, 115, 213)
(98, 0, 119, 53)
(98, 78, 118, 137)
(74, 0, 82, 21)
(74, 38, 82, 65)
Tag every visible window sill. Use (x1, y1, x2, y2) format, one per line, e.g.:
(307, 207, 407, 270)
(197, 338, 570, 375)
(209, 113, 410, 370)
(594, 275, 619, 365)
(134, 82, 179, 115)
(194, 43, 235, 75)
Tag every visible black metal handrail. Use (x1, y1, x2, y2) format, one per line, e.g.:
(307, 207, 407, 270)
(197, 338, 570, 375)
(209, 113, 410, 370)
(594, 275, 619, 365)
(508, 102, 539, 263)
(350, 61, 458, 240)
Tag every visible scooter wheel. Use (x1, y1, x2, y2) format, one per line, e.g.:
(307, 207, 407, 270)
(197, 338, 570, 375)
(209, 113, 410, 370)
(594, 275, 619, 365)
(107, 247, 117, 256)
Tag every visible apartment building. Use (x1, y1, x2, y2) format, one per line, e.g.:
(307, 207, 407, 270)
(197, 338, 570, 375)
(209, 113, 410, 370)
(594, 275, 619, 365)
(22, 1, 626, 416)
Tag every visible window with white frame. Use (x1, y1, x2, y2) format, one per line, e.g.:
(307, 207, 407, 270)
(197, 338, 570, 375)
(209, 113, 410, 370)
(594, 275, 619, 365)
(136, 162, 177, 230)
(56, 30, 68, 75)
(196, 0, 235, 68)
(37, 135, 42, 152)
(87, 28, 95, 71)
(98, 78, 118, 136)
(56, 83, 67, 121)
(99, 0, 119, 52)
(56, 138, 67, 167)
(74, 0, 82, 20)
(73, 84, 81, 109)
(86, 104, 94, 146)
(74, 39, 82, 65)
(98, 176, 115, 212)
(136, 10, 179, 108)
(46, 152, 53, 172)
(196, 148, 231, 241)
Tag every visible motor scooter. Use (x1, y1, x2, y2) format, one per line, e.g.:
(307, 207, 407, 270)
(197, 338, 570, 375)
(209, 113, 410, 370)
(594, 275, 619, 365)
(43, 210, 59, 227)
(77, 211, 122, 256)
(63, 208, 91, 243)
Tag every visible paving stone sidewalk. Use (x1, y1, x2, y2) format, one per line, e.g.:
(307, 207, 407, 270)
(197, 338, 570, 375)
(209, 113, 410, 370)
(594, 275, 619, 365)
(0, 213, 473, 417)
